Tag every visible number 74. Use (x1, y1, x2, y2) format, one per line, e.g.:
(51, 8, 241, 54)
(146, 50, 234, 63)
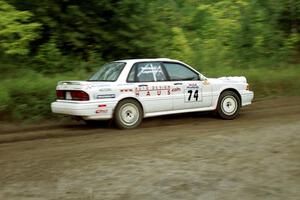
(187, 90, 199, 101)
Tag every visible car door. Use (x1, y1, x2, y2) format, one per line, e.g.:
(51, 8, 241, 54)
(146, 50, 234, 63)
(163, 62, 212, 110)
(127, 62, 173, 113)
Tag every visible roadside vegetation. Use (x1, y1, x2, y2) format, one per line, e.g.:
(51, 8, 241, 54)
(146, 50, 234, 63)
(0, 0, 299, 122)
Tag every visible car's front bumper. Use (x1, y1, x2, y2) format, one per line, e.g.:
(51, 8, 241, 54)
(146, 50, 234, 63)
(241, 91, 254, 106)
(51, 101, 114, 120)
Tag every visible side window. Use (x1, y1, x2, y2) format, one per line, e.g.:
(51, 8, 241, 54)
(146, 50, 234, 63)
(128, 62, 167, 82)
(127, 66, 135, 82)
(163, 62, 199, 81)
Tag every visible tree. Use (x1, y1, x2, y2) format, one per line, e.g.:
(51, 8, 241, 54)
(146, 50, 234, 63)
(0, 0, 40, 55)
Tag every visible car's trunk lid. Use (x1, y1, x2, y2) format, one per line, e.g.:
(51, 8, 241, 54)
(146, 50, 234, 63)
(56, 81, 113, 101)
(57, 81, 112, 90)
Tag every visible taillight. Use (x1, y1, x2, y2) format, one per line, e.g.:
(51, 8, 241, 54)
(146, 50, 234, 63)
(70, 90, 89, 101)
(56, 90, 64, 99)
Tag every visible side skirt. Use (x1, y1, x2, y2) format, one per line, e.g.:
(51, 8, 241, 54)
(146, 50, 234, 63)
(144, 107, 216, 118)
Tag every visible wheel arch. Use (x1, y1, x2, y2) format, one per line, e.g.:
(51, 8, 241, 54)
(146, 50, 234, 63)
(219, 88, 242, 105)
(115, 97, 145, 117)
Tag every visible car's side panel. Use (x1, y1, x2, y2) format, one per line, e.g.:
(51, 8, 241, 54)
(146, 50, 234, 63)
(132, 82, 173, 113)
(209, 79, 250, 109)
(172, 80, 213, 110)
(184, 80, 212, 109)
(144, 105, 216, 118)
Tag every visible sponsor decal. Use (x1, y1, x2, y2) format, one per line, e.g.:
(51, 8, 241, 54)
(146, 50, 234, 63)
(138, 85, 170, 91)
(138, 66, 163, 75)
(171, 87, 181, 92)
(135, 87, 140, 97)
(96, 109, 108, 114)
(96, 104, 108, 113)
(95, 94, 116, 99)
(135, 85, 171, 97)
(184, 88, 203, 102)
(120, 89, 133, 92)
(186, 83, 199, 89)
(99, 88, 112, 92)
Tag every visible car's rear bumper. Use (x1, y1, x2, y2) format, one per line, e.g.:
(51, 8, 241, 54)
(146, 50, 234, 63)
(241, 91, 254, 106)
(51, 101, 114, 120)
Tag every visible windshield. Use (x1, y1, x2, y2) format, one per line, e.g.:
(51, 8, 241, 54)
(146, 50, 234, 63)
(88, 62, 126, 81)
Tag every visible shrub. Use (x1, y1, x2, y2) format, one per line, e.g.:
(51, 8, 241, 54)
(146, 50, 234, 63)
(0, 69, 89, 121)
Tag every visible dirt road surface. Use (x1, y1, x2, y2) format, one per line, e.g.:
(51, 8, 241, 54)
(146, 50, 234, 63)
(0, 97, 300, 200)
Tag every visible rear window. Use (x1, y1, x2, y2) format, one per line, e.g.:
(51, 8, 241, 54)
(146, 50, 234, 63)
(89, 62, 126, 81)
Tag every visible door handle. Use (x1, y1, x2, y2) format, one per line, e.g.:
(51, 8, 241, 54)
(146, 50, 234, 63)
(174, 83, 183, 85)
(138, 84, 148, 87)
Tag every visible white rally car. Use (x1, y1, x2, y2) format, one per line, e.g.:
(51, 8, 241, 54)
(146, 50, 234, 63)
(51, 58, 254, 129)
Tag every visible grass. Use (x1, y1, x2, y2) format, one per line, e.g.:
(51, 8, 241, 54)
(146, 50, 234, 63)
(202, 64, 300, 98)
(0, 69, 90, 122)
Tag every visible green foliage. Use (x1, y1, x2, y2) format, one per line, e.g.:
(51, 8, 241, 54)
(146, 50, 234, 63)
(202, 64, 300, 98)
(0, 0, 40, 55)
(0, 70, 90, 121)
(33, 38, 64, 72)
(2, 0, 298, 68)
(1, 71, 53, 120)
(169, 27, 194, 63)
(0, 0, 300, 122)
(0, 85, 10, 112)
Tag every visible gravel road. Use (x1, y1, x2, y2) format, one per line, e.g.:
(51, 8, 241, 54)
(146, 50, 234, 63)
(0, 97, 299, 200)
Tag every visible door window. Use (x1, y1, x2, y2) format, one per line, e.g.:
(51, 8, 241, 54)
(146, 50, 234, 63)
(127, 62, 167, 82)
(163, 62, 199, 81)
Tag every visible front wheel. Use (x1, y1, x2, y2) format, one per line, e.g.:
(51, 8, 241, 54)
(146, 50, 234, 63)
(114, 99, 143, 129)
(217, 91, 241, 120)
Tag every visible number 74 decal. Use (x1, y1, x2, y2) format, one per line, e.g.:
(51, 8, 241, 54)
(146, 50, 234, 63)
(185, 89, 202, 102)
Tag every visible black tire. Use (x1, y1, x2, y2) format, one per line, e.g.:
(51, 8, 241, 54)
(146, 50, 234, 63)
(217, 91, 241, 120)
(114, 99, 143, 129)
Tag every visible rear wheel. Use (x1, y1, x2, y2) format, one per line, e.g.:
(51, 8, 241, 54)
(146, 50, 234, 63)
(114, 99, 143, 129)
(217, 91, 240, 119)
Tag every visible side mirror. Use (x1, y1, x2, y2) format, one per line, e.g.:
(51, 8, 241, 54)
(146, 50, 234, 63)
(199, 74, 206, 81)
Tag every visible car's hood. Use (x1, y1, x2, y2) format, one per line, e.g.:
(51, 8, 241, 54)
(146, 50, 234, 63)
(207, 76, 248, 85)
(208, 76, 247, 83)
(217, 76, 247, 83)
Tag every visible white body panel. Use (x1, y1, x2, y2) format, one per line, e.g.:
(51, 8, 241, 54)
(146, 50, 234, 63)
(51, 58, 254, 120)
